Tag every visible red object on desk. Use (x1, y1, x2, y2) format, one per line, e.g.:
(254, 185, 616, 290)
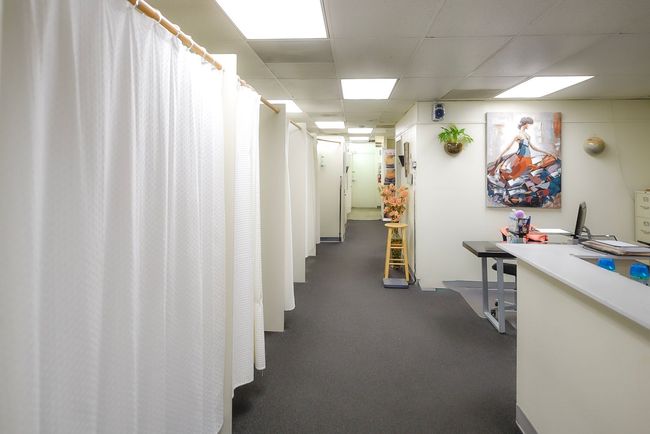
(500, 226, 548, 243)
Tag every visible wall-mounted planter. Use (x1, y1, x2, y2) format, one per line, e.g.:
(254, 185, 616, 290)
(444, 142, 463, 155)
(438, 124, 473, 156)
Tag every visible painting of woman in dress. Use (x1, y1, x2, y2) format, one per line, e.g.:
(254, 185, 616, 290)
(486, 112, 561, 208)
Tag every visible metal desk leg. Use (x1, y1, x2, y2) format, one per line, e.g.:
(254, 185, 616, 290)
(481, 258, 488, 315)
(496, 258, 506, 333)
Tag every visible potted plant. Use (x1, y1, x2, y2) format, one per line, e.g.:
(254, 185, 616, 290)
(438, 124, 473, 155)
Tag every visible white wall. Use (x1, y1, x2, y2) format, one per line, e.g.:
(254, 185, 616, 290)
(259, 105, 292, 330)
(318, 140, 344, 239)
(397, 100, 650, 288)
(395, 107, 417, 272)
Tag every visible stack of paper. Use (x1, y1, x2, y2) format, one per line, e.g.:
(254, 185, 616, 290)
(582, 240, 650, 256)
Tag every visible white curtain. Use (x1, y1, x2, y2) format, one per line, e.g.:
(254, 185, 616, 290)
(232, 85, 266, 389)
(0, 1, 226, 433)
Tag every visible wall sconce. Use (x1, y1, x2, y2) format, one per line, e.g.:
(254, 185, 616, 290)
(584, 136, 606, 156)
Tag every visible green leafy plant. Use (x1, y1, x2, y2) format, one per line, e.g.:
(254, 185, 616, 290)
(438, 125, 474, 146)
(438, 125, 474, 155)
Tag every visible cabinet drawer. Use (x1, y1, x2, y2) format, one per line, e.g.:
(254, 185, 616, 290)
(636, 192, 650, 218)
(636, 217, 650, 243)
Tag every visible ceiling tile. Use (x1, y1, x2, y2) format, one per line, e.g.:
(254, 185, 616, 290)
(279, 79, 342, 99)
(385, 100, 415, 112)
(472, 35, 603, 77)
(391, 77, 460, 100)
(248, 40, 334, 63)
(428, 0, 556, 37)
(540, 34, 650, 76)
(344, 112, 382, 124)
(267, 63, 337, 79)
(343, 100, 389, 113)
(378, 112, 406, 124)
(244, 79, 291, 99)
(294, 99, 343, 113)
(525, 0, 650, 35)
(407, 37, 509, 77)
(209, 39, 274, 78)
(149, 0, 244, 42)
(326, 0, 446, 38)
(453, 76, 527, 90)
(332, 38, 419, 78)
(543, 75, 650, 99)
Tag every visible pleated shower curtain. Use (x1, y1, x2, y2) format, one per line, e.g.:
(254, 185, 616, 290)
(232, 85, 266, 389)
(0, 1, 226, 432)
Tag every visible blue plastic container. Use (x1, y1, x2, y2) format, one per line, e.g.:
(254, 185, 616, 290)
(629, 262, 649, 285)
(596, 257, 616, 271)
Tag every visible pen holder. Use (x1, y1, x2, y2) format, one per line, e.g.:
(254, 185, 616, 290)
(510, 217, 531, 237)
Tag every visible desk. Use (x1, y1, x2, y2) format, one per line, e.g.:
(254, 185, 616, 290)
(498, 243, 650, 433)
(462, 241, 515, 333)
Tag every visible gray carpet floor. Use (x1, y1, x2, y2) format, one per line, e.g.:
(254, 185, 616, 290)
(233, 220, 517, 433)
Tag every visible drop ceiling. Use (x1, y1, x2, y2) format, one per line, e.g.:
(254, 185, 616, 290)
(147, 0, 650, 137)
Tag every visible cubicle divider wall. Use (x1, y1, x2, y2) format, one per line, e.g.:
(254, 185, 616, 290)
(288, 124, 308, 282)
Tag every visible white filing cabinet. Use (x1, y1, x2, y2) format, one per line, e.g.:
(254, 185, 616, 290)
(635, 191, 650, 244)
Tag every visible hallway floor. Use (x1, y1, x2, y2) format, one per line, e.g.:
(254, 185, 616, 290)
(233, 221, 517, 433)
(348, 207, 381, 220)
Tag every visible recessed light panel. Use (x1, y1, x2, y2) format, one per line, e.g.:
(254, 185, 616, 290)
(349, 136, 370, 142)
(268, 100, 302, 113)
(495, 76, 594, 98)
(315, 121, 345, 130)
(341, 79, 397, 100)
(216, 0, 327, 39)
(348, 127, 373, 134)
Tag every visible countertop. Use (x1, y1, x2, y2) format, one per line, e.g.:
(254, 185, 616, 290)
(498, 243, 650, 330)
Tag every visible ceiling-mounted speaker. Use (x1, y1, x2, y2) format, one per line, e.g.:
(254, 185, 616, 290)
(433, 103, 445, 122)
(584, 136, 606, 155)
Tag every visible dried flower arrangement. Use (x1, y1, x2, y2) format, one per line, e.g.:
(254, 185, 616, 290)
(380, 184, 409, 222)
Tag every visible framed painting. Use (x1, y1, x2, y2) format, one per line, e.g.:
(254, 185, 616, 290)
(486, 112, 562, 208)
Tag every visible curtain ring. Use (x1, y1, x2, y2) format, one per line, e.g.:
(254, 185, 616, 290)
(156, 9, 163, 23)
(186, 37, 194, 52)
(173, 24, 181, 37)
(134, 0, 140, 8)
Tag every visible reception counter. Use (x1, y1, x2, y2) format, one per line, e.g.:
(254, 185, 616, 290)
(498, 243, 650, 434)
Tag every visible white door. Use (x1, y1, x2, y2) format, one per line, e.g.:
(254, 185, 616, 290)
(351, 151, 379, 208)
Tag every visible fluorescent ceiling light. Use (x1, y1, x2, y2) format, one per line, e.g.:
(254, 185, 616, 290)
(349, 136, 370, 142)
(268, 100, 302, 113)
(216, 0, 326, 39)
(495, 76, 594, 98)
(315, 121, 345, 130)
(348, 127, 373, 134)
(341, 79, 397, 99)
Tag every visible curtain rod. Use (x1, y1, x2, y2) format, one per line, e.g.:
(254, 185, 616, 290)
(126, 0, 280, 114)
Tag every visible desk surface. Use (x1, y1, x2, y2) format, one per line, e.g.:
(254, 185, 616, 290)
(462, 241, 515, 259)
(499, 243, 650, 330)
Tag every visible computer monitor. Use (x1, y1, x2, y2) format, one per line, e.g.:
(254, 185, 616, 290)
(573, 202, 587, 239)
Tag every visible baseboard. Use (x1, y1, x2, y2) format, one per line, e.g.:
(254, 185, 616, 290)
(516, 405, 538, 434)
(320, 236, 341, 242)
